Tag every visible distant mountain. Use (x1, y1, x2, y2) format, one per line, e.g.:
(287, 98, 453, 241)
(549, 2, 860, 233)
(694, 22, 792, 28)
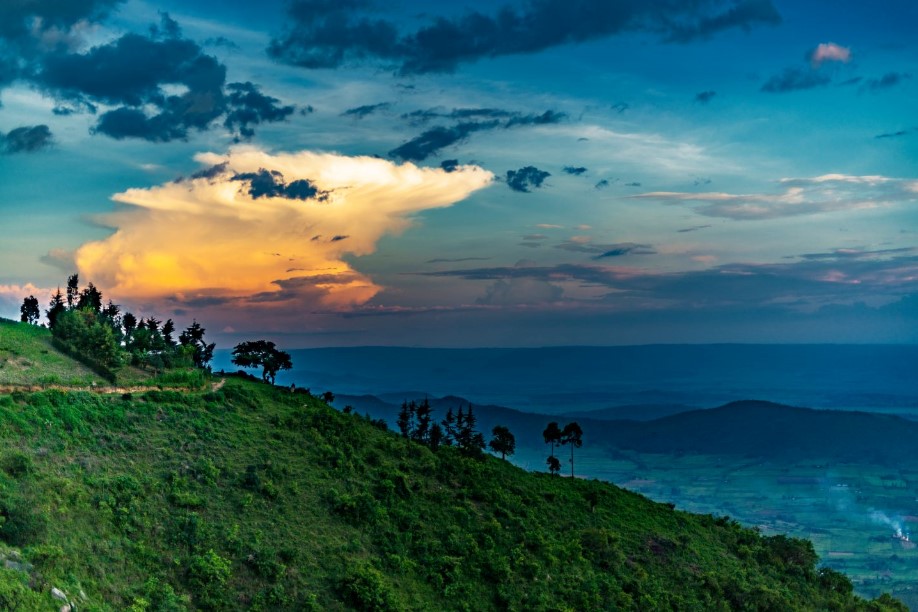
(340, 395, 918, 466)
(604, 400, 918, 463)
(562, 403, 701, 421)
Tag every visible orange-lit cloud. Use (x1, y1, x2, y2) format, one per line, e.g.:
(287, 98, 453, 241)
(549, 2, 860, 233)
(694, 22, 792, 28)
(75, 148, 493, 310)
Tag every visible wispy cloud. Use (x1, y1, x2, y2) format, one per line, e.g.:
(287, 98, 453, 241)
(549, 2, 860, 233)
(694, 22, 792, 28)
(632, 174, 918, 220)
(808, 42, 851, 67)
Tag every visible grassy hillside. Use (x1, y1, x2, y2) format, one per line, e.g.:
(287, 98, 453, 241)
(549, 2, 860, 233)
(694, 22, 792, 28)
(0, 379, 903, 609)
(0, 321, 905, 610)
(0, 319, 152, 388)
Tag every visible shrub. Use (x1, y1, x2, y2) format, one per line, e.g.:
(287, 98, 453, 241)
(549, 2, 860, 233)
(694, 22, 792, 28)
(340, 561, 402, 612)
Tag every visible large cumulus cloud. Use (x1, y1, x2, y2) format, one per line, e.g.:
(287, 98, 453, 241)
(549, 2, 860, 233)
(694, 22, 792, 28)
(75, 148, 493, 310)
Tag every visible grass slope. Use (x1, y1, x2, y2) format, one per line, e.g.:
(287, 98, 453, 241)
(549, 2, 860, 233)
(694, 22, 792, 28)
(0, 378, 905, 610)
(0, 319, 152, 388)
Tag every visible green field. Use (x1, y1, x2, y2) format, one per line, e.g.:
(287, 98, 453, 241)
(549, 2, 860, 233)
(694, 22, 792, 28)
(576, 448, 918, 609)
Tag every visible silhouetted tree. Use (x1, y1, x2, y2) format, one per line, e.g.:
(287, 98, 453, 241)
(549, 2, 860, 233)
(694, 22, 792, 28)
(46, 289, 65, 329)
(231, 340, 292, 384)
(547, 455, 561, 476)
(66, 274, 79, 309)
(429, 423, 444, 451)
(412, 398, 432, 443)
(122, 312, 137, 340)
(19, 296, 39, 325)
(543, 422, 562, 459)
(441, 407, 456, 446)
(455, 404, 485, 456)
(162, 319, 176, 347)
(561, 422, 583, 478)
(322, 391, 335, 405)
(76, 282, 103, 313)
(397, 400, 415, 439)
(488, 425, 516, 460)
(179, 320, 215, 370)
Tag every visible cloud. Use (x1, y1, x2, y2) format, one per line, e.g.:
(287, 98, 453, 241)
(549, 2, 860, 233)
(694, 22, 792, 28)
(0, 284, 51, 320)
(74, 148, 493, 310)
(478, 278, 563, 305)
(231, 168, 330, 201)
(20, 14, 290, 142)
(389, 110, 565, 162)
(223, 82, 296, 140)
(563, 166, 588, 175)
(426, 257, 491, 264)
(595, 179, 611, 190)
(677, 224, 712, 233)
(863, 72, 910, 92)
(269, 0, 781, 74)
(342, 102, 391, 118)
(761, 67, 831, 93)
(611, 102, 629, 113)
(440, 159, 459, 173)
(694, 90, 716, 104)
(808, 42, 851, 67)
(875, 130, 909, 139)
(1, 125, 53, 153)
(632, 174, 918, 220)
(390, 121, 498, 162)
(556, 239, 655, 258)
(506, 166, 550, 193)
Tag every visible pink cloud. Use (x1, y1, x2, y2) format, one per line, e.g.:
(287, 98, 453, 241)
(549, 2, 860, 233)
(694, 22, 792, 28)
(809, 42, 851, 67)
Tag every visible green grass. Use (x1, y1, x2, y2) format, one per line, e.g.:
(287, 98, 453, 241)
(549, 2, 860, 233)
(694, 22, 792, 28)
(0, 319, 172, 389)
(0, 319, 99, 386)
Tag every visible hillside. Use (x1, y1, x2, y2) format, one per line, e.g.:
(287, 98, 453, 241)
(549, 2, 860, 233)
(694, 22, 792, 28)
(0, 322, 905, 610)
(0, 318, 153, 388)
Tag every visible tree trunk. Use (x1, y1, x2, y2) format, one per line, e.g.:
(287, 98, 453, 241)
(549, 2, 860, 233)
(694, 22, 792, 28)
(570, 445, 575, 478)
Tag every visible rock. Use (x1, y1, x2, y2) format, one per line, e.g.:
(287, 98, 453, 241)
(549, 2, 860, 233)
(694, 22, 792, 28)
(60, 605, 71, 612)
(51, 587, 67, 601)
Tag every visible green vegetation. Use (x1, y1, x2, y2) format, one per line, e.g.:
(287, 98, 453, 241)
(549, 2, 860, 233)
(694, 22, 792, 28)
(0, 318, 104, 387)
(0, 320, 906, 610)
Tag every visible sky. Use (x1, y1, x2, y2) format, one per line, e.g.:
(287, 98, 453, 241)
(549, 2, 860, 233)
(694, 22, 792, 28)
(1, 0, 917, 347)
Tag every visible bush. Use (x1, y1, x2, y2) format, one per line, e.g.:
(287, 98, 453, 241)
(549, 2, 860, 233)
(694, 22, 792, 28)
(188, 549, 232, 609)
(340, 561, 402, 612)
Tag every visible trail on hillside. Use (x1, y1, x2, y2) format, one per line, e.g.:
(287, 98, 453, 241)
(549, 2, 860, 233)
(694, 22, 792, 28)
(0, 381, 222, 395)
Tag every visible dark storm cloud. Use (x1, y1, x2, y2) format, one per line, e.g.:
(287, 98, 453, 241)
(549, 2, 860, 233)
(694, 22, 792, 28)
(187, 162, 230, 181)
(1, 125, 53, 154)
(0, 0, 124, 44)
(16, 14, 290, 142)
(269, 0, 782, 74)
(389, 121, 499, 161)
(342, 102, 391, 118)
(224, 82, 296, 140)
(563, 166, 588, 175)
(232, 169, 330, 201)
(506, 166, 550, 192)
(694, 90, 716, 103)
(761, 67, 831, 92)
(440, 159, 460, 172)
(392, 108, 565, 160)
(863, 72, 910, 92)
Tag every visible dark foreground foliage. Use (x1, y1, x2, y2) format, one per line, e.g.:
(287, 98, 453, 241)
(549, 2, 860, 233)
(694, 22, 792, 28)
(0, 379, 904, 610)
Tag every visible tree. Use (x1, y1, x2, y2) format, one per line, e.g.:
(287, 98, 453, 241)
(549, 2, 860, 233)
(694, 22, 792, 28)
(76, 282, 103, 313)
(412, 398, 432, 443)
(65, 274, 79, 309)
(455, 404, 485, 456)
(397, 400, 415, 439)
(19, 296, 39, 325)
(179, 321, 216, 370)
(547, 455, 561, 476)
(560, 422, 583, 478)
(543, 422, 562, 458)
(230, 340, 292, 384)
(46, 289, 65, 329)
(122, 312, 138, 341)
(488, 425, 516, 460)
(441, 407, 456, 446)
(322, 391, 335, 405)
(161, 319, 176, 347)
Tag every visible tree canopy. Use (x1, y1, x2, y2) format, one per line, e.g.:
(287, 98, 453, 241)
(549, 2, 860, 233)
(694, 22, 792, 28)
(231, 340, 292, 384)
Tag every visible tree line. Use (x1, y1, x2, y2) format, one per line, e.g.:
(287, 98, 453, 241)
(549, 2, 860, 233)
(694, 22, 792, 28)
(20, 274, 215, 380)
(396, 399, 516, 460)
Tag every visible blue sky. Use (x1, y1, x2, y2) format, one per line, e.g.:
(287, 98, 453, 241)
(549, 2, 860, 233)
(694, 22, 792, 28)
(1, 0, 916, 346)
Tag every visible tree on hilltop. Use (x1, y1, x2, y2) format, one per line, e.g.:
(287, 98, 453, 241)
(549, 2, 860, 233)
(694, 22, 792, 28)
(46, 289, 65, 329)
(543, 422, 562, 459)
(560, 422, 583, 478)
(19, 296, 39, 325)
(547, 455, 561, 476)
(488, 425, 516, 460)
(231, 340, 292, 384)
(180, 321, 216, 370)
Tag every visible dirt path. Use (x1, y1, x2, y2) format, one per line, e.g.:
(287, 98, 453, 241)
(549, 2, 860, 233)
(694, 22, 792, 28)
(0, 379, 226, 395)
